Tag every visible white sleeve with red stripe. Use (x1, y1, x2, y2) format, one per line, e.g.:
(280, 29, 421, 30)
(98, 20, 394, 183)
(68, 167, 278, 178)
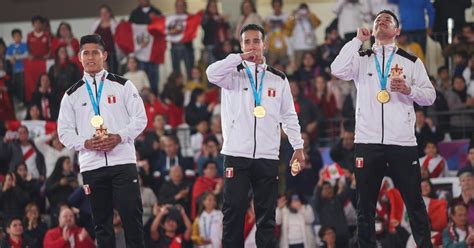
(57, 93, 87, 151)
(117, 81, 147, 143)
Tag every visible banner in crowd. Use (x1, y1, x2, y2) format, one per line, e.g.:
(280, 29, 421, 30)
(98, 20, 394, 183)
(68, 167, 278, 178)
(115, 21, 166, 64)
(5, 120, 57, 139)
(148, 11, 204, 43)
(23, 59, 54, 102)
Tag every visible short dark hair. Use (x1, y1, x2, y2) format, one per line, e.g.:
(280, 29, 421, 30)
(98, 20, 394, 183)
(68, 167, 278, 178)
(203, 160, 217, 170)
(376, 9, 400, 28)
(318, 226, 335, 239)
(11, 29, 22, 37)
(31, 15, 43, 24)
(79, 34, 106, 51)
(240, 24, 265, 41)
(272, 0, 282, 6)
(437, 65, 448, 74)
(6, 216, 22, 229)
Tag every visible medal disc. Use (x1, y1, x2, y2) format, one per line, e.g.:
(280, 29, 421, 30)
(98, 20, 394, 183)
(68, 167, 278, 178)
(90, 115, 104, 128)
(377, 90, 390, 104)
(253, 106, 266, 118)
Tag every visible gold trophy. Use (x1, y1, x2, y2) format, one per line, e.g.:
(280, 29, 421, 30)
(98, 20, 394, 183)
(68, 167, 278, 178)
(91, 115, 107, 138)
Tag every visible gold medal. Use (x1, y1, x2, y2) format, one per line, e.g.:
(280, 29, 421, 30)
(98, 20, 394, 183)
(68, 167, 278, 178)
(290, 160, 301, 176)
(254, 106, 266, 118)
(90, 115, 104, 128)
(377, 90, 390, 104)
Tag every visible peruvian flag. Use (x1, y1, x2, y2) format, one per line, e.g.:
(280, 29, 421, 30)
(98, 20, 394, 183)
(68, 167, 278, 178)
(107, 95, 116, 104)
(419, 155, 447, 178)
(5, 120, 57, 139)
(322, 163, 344, 180)
(268, 88, 276, 97)
(148, 11, 204, 43)
(114, 21, 166, 64)
(23, 59, 54, 102)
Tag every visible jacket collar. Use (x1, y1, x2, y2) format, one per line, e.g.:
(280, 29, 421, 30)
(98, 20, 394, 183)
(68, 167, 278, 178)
(372, 42, 397, 57)
(83, 69, 107, 83)
(243, 60, 267, 73)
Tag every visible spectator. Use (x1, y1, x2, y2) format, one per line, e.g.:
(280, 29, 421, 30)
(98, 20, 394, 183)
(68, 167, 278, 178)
(330, 126, 355, 172)
(139, 172, 158, 225)
(150, 204, 192, 247)
(153, 136, 193, 178)
(314, 176, 354, 248)
(332, 0, 362, 42)
(201, 0, 229, 65)
(45, 156, 78, 225)
(185, 67, 207, 98)
(91, 4, 119, 73)
(190, 120, 209, 155)
(27, 16, 50, 60)
(233, 0, 263, 40)
(142, 89, 168, 130)
(318, 226, 337, 248)
(294, 52, 323, 96)
(436, 65, 451, 93)
(158, 166, 191, 211)
(414, 108, 444, 156)
(66, 188, 94, 240)
(445, 76, 474, 139)
(14, 163, 42, 211)
(420, 179, 449, 231)
(396, 32, 425, 64)
(264, 0, 290, 66)
(0, 58, 15, 121)
(433, 0, 472, 46)
(275, 193, 315, 248)
(9, 126, 45, 181)
(289, 80, 323, 142)
(33, 131, 74, 178)
(287, 3, 321, 69)
(51, 22, 79, 59)
(196, 136, 223, 176)
(0, 173, 30, 226)
(463, 52, 474, 98)
(315, 27, 344, 72)
(185, 89, 214, 127)
(6, 29, 28, 103)
(24, 104, 43, 121)
(191, 160, 223, 219)
(23, 202, 48, 248)
(308, 75, 339, 122)
(47, 45, 81, 95)
(31, 73, 60, 121)
(285, 132, 323, 200)
(161, 72, 185, 128)
(443, 24, 474, 59)
(458, 145, 474, 176)
(425, 76, 450, 134)
(191, 192, 223, 247)
(209, 115, 222, 146)
(442, 203, 474, 247)
(419, 141, 449, 178)
(123, 55, 150, 92)
(0, 216, 33, 248)
(129, 0, 162, 92)
(452, 171, 474, 225)
(453, 51, 469, 77)
(397, 0, 435, 52)
(373, 217, 410, 248)
(43, 206, 95, 248)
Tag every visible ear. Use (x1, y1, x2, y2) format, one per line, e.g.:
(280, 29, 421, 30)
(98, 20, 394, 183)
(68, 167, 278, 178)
(103, 51, 108, 62)
(395, 27, 401, 37)
(78, 51, 83, 63)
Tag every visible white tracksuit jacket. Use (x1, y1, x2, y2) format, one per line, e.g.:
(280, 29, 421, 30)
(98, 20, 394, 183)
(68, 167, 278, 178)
(331, 38, 436, 146)
(206, 54, 303, 160)
(57, 69, 147, 172)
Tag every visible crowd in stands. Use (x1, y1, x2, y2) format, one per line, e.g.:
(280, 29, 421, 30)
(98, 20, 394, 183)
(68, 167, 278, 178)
(0, 0, 474, 247)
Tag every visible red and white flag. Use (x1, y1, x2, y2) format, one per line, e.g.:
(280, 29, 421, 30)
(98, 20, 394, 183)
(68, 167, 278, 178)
(5, 120, 57, 139)
(148, 12, 204, 43)
(107, 95, 117, 104)
(420, 155, 447, 178)
(114, 21, 166, 64)
(322, 163, 344, 180)
(268, 88, 276, 97)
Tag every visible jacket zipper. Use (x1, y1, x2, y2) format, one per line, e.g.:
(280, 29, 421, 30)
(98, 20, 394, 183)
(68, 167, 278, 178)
(253, 66, 258, 158)
(381, 46, 385, 144)
(93, 77, 108, 166)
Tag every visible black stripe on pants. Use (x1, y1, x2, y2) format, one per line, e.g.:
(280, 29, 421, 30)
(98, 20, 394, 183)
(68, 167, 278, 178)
(354, 144, 432, 248)
(222, 155, 279, 248)
(82, 163, 145, 248)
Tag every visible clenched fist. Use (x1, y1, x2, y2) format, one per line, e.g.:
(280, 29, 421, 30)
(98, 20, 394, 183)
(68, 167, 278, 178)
(357, 28, 371, 42)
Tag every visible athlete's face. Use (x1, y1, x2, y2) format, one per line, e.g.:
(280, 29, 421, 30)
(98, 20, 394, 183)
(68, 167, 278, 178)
(373, 13, 400, 40)
(79, 43, 108, 75)
(240, 30, 265, 58)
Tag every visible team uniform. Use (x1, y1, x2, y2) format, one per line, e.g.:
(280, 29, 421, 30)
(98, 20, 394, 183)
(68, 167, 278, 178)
(331, 38, 436, 248)
(206, 53, 303, 248)
(57, 69, 147, 248)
